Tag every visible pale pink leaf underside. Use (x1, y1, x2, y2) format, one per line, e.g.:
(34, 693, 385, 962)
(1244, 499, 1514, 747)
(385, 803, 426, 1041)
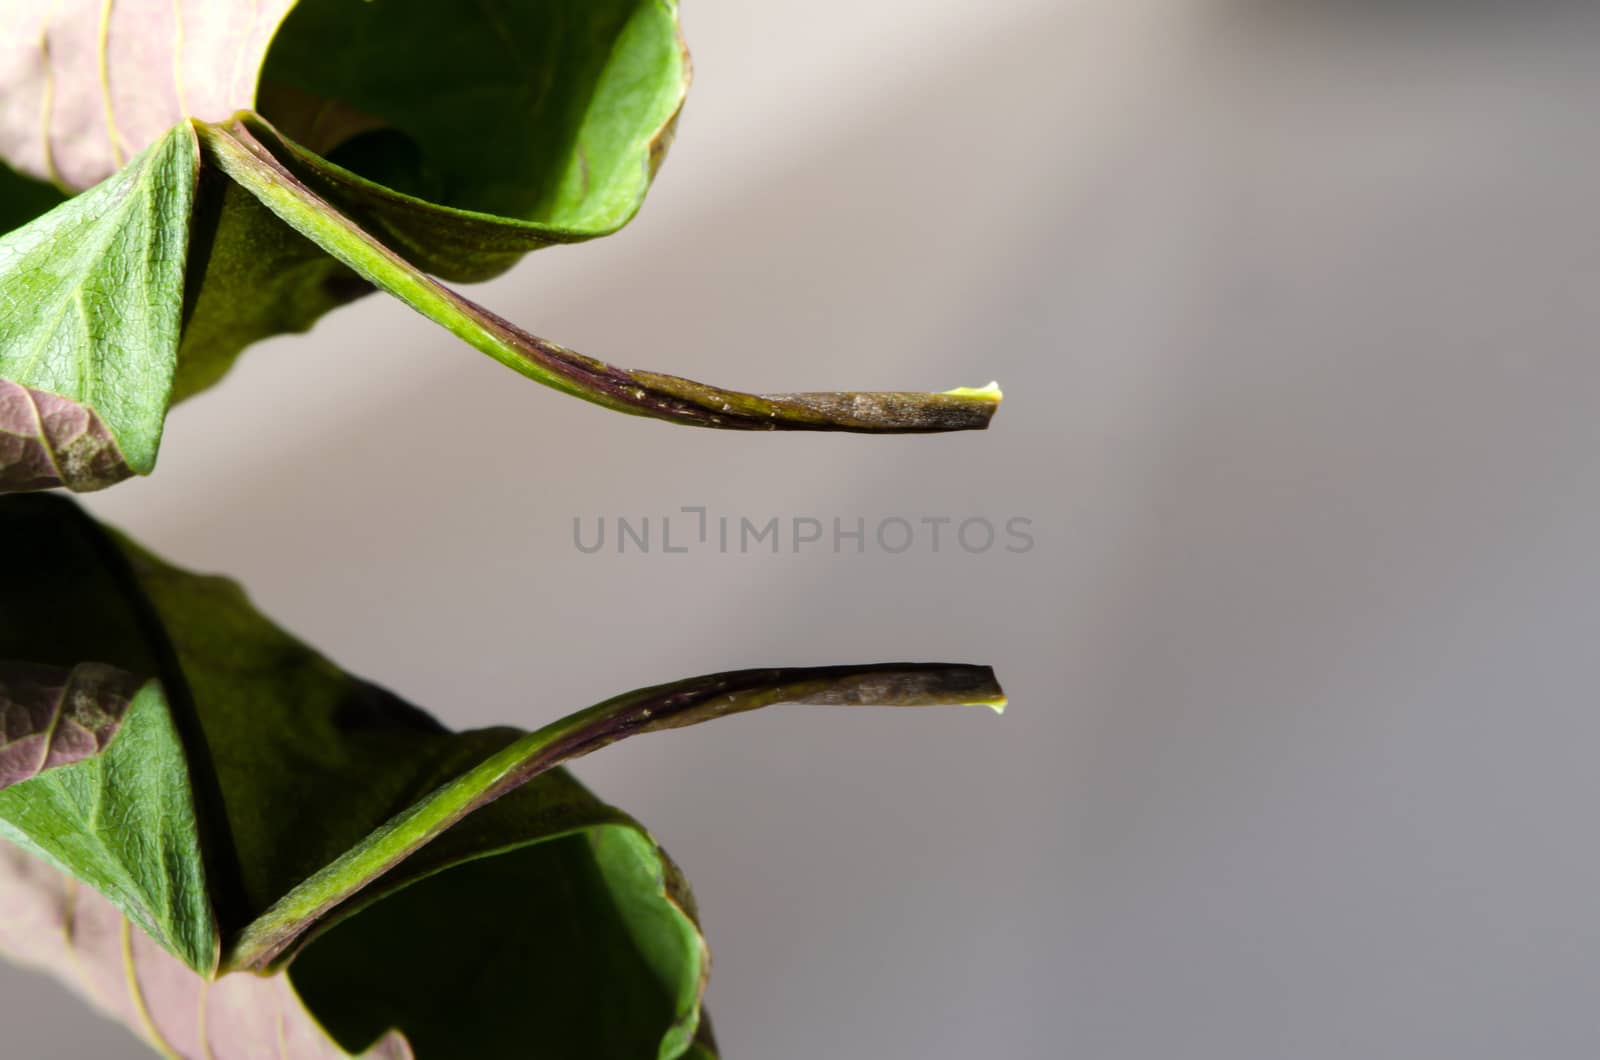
(0, 842, 413, 1059)
(0, 0, 296, 190)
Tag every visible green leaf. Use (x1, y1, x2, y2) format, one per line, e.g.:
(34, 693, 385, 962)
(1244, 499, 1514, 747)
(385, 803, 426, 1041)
(0, 495, 1003, 1056)
(0, 496, 219, 977)
(0, 3, 1002, 496)
(257, 0, 691, 280)
(0, 680, 220, 976)
(167, 0, 694, 397)
(0, 124, 198, 491)
(0, 0, 685, 261)
(288, 821, 708, 1059)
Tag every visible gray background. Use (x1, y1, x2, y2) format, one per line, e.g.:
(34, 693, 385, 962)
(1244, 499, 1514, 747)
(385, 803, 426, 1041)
(10, 0, 1600, 1056)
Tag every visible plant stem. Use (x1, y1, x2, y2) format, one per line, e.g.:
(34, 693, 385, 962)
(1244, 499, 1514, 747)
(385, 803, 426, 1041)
(196, 115, 1002, 433)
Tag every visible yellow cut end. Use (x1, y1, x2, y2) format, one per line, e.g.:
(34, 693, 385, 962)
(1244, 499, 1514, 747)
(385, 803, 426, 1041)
(941, 381, 1003, 403)
(970, 694, 1008, 715)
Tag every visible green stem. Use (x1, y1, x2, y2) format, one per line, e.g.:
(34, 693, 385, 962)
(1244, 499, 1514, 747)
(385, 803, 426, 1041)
(225, 662, 1002, 972)
(195, 115, 1001, 433)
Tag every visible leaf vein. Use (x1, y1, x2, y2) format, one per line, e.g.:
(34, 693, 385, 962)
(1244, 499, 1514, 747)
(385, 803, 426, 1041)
(96, 0, 126, 168)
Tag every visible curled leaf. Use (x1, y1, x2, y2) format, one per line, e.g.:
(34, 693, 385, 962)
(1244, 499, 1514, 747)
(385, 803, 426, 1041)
(0, 495, 1002, 1056)
(0, 1, 999, 495)
(257, 0, 693, 280)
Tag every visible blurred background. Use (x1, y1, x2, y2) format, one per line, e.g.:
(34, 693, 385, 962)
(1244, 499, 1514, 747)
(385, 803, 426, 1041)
(11, 0, 1600, 1055)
